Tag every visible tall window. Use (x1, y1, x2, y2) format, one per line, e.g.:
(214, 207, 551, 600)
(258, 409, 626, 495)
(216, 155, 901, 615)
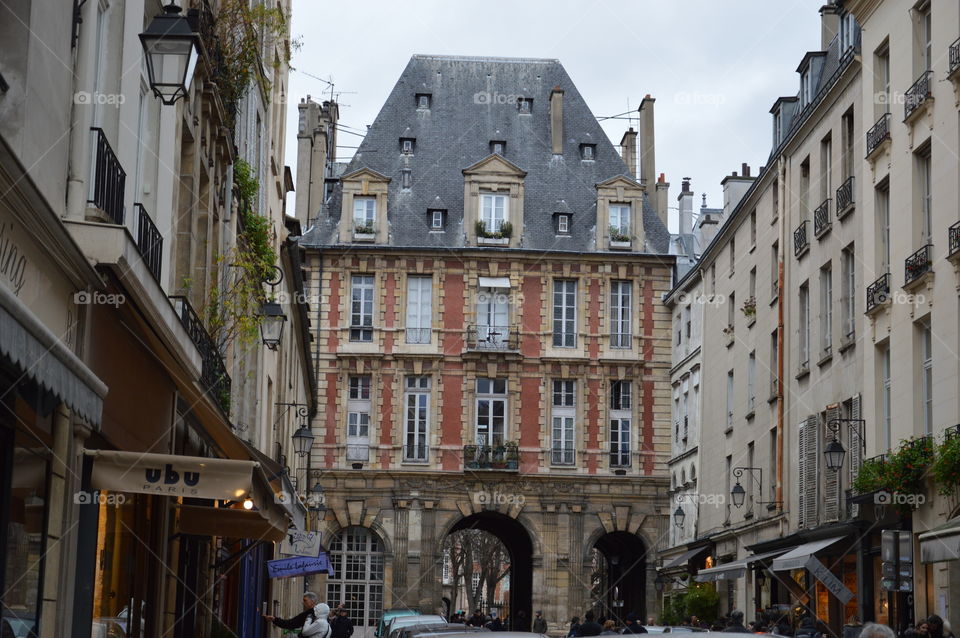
(480, 193, 508, 232)
(551, 380, 576, 465)
(729, 237, 736, 275)
(770, 330, 778, 396)
(610, 281, 632, 348)
(917, 147, 932, 244)
(799, 282, 810, 367)
(877, 181, 890, 272)
(353, 197, 376, 231)
(749, 267, 757, 305)
(918, 2, 932, 72)
(750, 210, 757, 246)
(326, 527, 384, 630)
(405, 276, 432, 344)
(880, 343, 892, 450)
(475, 378, 507, 446)
(842, 109, 855, 180)
(552, 280, 577, 348)
(800, 158, 811, 217)
(404, 377, 430, 461)
(347, 376, 371, 461)
(820, 134, 832, 201)
(769, 428, 778, 501)
(920, 321, 933, 435)
(771, 240, 779, 298)
(842, 245, 856, 340)
(875, 43, 890, 118)
(609, 380, 632, 467)
(747, 351, 756, 413)
(840, 12, 858, 52)
(726, 370, 734, 429)
(350, 275, 374, 342)
(821, 264, 833, 356)
(609, 204, 631, 236)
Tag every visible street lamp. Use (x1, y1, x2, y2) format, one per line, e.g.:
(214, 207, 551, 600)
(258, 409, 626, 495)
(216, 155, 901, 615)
(259, 300, 287, 349)
(729, 466, 781, 509)
(309, 479, 326, 512)
(824, 438, 847, 471)
(292, 425, 314, 458)
(673, 505, 686, 528)
(139, 4, 200, 106)
(730, 481, 747, 508)
(824, 417, 866, 471)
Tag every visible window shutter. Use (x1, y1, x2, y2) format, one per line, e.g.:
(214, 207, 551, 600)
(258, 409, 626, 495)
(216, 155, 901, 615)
(823, 407, 841, 522)
(848, 394, 862, 517)
(798, 415, 819, 528)
(798, 418, 808, 528)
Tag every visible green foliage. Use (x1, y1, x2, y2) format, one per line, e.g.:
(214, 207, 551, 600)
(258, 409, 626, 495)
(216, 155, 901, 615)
(609, 225, 631, 242)
(683, 582, 720, 624)
(851, 456, 888, 494)
(851, 437, 934, 500)
(659, 594, 686, 626)
(475, 219, 513, 239)
(933, 433, 960, 495)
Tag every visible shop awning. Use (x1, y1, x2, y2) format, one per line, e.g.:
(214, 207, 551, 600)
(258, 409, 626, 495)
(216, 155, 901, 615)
(240, 440, 308, 532)
(478, 277, 510, 288)
(772, 535, 847, 571)
(178, 505, 287, 542)
(0, 284, 107, 425)
(662, 545, 710, 570)
(919, 517, 960, 563)
(695, 548, 790, 582)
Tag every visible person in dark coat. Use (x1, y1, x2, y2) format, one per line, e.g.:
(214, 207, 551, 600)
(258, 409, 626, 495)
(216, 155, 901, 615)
(568, 616, 582, 637)
(795, 616, 823, 638)
(331, 608, 354, 638)
(487, 614, 505, 632)
(468, 610, 486, 628)
(533, 611, 548, 634)
(265, 595, 331, 638)
(579, 611, 603, 637)
(722, 611, 751, 633)
(843, 615, 864, 638)
(622, 613, 647, 634)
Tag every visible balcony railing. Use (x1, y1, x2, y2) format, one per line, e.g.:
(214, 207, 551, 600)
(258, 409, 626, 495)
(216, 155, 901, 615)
(865, 273, 890, 313)
(904, 244, 933, 286)
(949, 222, 960, 258)
(405, 327, 432, 344)
(793, 220, 809, 257)
(836, 176, 855, 216)
(951, 38, 960, 77)
(944, 424, 960, 441)
(88, 128, 125, 224)
(551, 444, 575, 466)
(134, 203, 162, 282)
(463, 444, 519, 471)
(466, 325, 519, 351)
(904, 71, 933, 121)
(610, 447, 632, 469)
(866, 113, 891, 158)
(813, 199, 832, 237)
(346, 444, 370, 462)
(402, 444, 428, 462)
(170, 295, 231, 414)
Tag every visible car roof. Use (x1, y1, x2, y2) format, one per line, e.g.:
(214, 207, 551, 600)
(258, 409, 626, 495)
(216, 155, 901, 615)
(404, 625, 488, 636)
(428, 634, 544, 638)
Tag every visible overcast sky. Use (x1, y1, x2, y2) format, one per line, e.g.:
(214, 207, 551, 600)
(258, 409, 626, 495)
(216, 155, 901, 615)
(283, 0, 824, 233)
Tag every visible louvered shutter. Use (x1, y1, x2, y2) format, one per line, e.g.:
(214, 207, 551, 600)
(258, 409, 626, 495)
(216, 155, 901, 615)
(798, 415, 819, 528)
(823, 407, 841, 522)
(848, 394, 862, 517)
(798, 418, 809, 528)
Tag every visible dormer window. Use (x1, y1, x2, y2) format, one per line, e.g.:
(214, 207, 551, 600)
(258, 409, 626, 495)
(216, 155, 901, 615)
(481, 193, 508, 232)
(580, 144, 596, 160)
(416, 93, 431, 109)
(517, 98, 533, 114)
(400, 137, 415, 154)
(557, 213, 571, 235)
(801, 70, 812, 106)
(353, 197, 376, 236)
(609, 204, 631, 238)
(490, 140, 505, 155)
(429, 209, 446, 230)
(401, 169, 412, 190)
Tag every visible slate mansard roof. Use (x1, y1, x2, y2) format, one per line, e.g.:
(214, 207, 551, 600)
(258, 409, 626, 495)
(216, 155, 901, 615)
(301, 55, 670, 254)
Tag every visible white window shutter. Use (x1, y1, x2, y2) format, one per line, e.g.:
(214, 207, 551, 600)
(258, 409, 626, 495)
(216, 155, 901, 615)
(823, 407, 841, 522)
(798, 419, 808, 528)
(798, 415, 819, 528)
(848, 394, 862, 517)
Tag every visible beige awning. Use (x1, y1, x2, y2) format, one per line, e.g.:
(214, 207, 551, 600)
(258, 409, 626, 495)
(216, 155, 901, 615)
(772, 535, 847, 571)
(478, 276, 510, 288)
(695, 548, 790, 582)
(177, 505, 287, 542)
(87, 450, 256, 500)
(920, 517, 960, 563)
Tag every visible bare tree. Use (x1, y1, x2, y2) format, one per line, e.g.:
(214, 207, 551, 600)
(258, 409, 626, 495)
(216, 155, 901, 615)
(442, 530, 511, 616)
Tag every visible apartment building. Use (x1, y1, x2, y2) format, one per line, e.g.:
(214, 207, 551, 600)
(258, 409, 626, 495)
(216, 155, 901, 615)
(297, 55, 675, 633)
(0, 1, 314, 636)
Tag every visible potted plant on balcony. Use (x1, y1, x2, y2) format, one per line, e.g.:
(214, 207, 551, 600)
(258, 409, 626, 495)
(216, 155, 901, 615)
(740, 297, 757, 319)
(609, 225, 631, 248)
(933, 432, 960, 495)
(476, 220, 512, 244)
(906, 256, 931, 281)
(354, 222, 375, 240)
(504, 442, 519, 470)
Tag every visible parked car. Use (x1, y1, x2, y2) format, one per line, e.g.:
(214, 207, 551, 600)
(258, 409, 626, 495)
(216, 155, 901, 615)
(386, 615, 448, 638)
(377, 609, 423, 638)
(398, 623, 489, 638)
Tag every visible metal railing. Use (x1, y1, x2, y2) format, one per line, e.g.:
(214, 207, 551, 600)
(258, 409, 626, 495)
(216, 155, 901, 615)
(944, 424, 960, 441)
(465, 325, 518, 351)
(836, 176, 855, 215)
(346, 444, 370, 462)
(949, 222, 960, 258)
(404, 327, 432, 344)
(88, 128, 125, 224)
(866, 113, 891, 157)
(463, 444, 519, 470)
(904, 70, 933, 121)
(951, 38, 960, 76)
(610, 332, 632, 349)
(551, 444, 575, 466)
(866, 273, 890, 313)
(814, 199, 832, 237)
(905, 244, 933, 286)
(793, 220, 809, 257)
(402, 444, 429, 462)
(134, 203, 162, 282)
(170, 296, 231, 414)
(609, 447, 632, 469)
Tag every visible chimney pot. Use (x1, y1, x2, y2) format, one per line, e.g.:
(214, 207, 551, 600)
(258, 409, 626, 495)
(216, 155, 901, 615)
(732, 171, 738, 177)
(742, 162, 750, 177)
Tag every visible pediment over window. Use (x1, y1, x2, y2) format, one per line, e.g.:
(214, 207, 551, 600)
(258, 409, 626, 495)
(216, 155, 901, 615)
(462, 154, 527, 178)
(596, 175, 644, 192)
(341, 167, 392, 184)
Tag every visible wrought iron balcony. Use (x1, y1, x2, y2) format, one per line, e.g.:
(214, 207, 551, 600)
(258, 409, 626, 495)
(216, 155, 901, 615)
(551, 444, 575, 466)
(134, 203, 162, 282)
(836, 176, 855, 217)
(402, 444, 429, 462)
(949, 222, 960, 259)
(466, 325, 519, 351)
(904, 70, 933, 121)
(463, 444, 519, 470)
(951, 38, 960, 77)
(793, 220, 809, 257)
(865, 273, 890, 313)
(865, 113, 890, 158)
(88, 128, 125, 224)
(404, 327, 432, 344)
(170, 295, 232, 414)
(904, 244, 933, 286)
(944, 424, 960, 441)
(813, 199, 832, 238)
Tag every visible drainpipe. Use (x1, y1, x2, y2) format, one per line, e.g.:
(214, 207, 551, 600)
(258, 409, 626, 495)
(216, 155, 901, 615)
(66, 0, 99, 221)
(776, 158, 786, 517)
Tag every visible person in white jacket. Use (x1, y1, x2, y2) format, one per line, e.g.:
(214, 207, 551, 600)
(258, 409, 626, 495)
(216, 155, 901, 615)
(265, 593, 332, 638)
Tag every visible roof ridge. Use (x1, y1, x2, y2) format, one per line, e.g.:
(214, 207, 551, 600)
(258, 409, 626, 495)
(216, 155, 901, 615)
(411, 54, 560, 64)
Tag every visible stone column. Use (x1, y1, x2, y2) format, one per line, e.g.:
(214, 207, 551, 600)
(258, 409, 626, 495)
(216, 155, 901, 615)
(39, 404, 73, 638)
(393, 503, 410, 605)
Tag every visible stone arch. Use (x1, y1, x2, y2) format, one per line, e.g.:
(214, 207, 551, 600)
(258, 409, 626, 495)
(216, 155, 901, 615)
(320, 514, 395, 558)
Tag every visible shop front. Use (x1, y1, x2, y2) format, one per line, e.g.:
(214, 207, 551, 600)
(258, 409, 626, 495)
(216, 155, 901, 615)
(919, 514, 960, 622)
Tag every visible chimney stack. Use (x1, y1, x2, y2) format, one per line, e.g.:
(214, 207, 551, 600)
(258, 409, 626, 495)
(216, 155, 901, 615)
(720, 164, 756, 217)
(639, 95, 656, 191)
(619, 128, 637, 178)
(550, 87, 564, 155)
(678, 177, 694, 236)
(294, 97, 338, 228)
(820, 2, 840, 50)
(656, 173, 670, 230)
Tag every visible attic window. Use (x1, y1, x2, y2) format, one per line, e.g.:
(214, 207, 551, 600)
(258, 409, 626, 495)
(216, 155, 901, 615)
(580, 144, 596, 160)
(517, 98, 533, 114)
(416, 93, 431, 109)
(490, 140, 505, 155)
(400, 137, 415, 154)
(429, 209, 446, 230)
(556, 214, 571, 235)
(401, 169, 412, 190)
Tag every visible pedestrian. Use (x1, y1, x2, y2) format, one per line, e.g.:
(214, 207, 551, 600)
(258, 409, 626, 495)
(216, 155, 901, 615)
(516, 610, 530, 632)
(468, 610, 486, 628)
(580, 611, 603, 637)
(534, 611, 548, 634)
(843, 615, 864, 638)
(264, 593, 331, 638)
(487, 611, 505, 632)
(601, 621, 619, 635)
(860, 624, 897, 638)
(723, 611, 750, 633)
(622, 612, 647, 634)
(777, 616, 794, 637)
(331, 607, 354, 638)
(795, 616, 823, 638)
(568, 616, 582, 637)
(927, 616, 955, 638)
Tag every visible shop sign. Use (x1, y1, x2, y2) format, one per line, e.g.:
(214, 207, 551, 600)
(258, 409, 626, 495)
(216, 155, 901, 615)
(804, 556, 854, 604)
(267, 554, 335, 579)
(280, 530, 323, 557)
(89, 450, 256, 500)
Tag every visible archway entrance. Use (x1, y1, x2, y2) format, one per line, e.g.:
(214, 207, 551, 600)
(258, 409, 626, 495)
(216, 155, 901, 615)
(444, 512, 533, 630)
(590, 531, 647, 624)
